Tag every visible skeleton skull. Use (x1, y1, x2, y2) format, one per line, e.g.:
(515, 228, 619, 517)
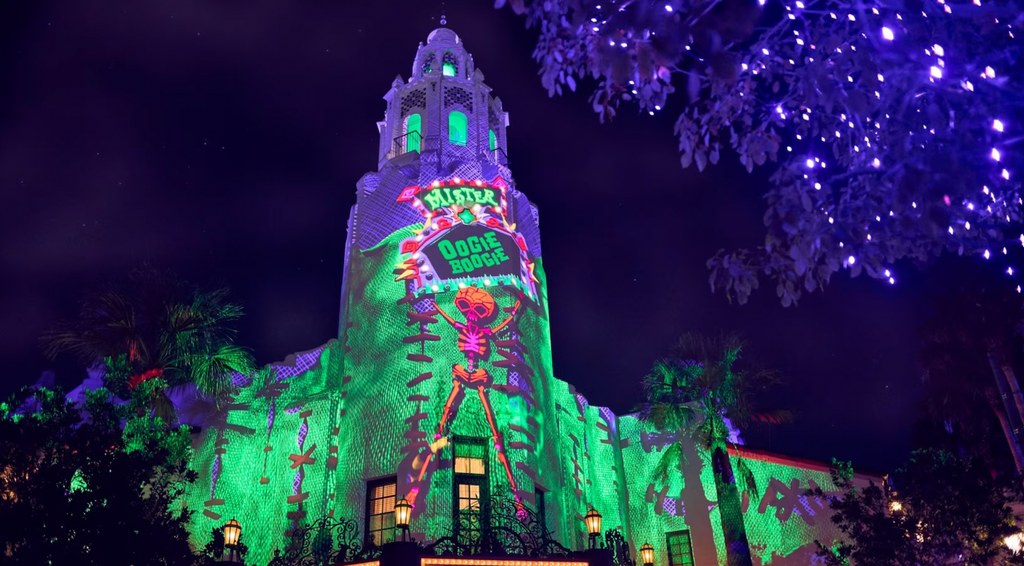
(454, 286, 496, 321)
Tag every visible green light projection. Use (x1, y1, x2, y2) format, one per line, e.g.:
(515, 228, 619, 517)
(183, 190, 855, 566)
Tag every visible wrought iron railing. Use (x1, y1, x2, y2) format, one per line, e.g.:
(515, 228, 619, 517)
(488, 147, 510, 167)
(390, 131, 423, 159)
(270, 494, 637, 566)
(423, 494, 571, 558)
(267, 517, 382, 566)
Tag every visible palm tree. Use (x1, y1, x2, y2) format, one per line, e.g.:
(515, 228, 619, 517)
(42, 266, 256, 422)
(639, 332, 787, 566)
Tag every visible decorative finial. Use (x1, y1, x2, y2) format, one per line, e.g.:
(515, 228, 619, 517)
(440, 13, 446, 25)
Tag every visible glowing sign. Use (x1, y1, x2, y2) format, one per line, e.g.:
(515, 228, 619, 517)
(422, 225, 520, 280)
(420, 185, 500, 211)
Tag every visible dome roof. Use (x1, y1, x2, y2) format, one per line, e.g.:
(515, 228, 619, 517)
(426, 28, 460, 44)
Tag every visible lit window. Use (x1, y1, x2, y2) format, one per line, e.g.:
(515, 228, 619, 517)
(448, 111, 467, 146)
(488, 129, 497, 152)
(666, 531, 695, 566)
(405, 114, 422, 153)
(455, 456, 485, 475)
(366, 478, 397, 546)
(453, 437, 488, 545)
(458, 483, 481, 510)
(443, 51, 458, 77)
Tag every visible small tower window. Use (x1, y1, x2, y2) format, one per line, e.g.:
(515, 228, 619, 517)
(449, 111, 468, 146)
(405, 114, 422, 153)
(422, 52, 435, 75)
(488, 129, 497, 152)
(442, 51, 458, 77)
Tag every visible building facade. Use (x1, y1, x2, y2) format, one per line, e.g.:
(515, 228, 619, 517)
(183, 28, 877, 566)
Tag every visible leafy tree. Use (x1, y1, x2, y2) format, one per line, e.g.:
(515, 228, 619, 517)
(43, 266, 256, 421)
(918, 264, 1024, 473)
(815, 449, 1024, 566)
(639, 333, 788, 566)
(0, 386, 211, 565)
(497, 0, 1023, 305)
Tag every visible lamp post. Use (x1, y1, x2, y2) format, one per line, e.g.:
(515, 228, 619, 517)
(584, 508, 602, 549)
(640, 543, 655, 566)
(394, 497, 412, 542)
(222, 518, 241, 563)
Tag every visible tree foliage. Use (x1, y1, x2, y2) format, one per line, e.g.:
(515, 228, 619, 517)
(639, 332, 788, 566)
(498, 0, 1023, 305)
(815, 449, 1024, 566)
(917, 263, 1024, 471)
(43, 266, 256, 416)
(0, 386, 212, 565)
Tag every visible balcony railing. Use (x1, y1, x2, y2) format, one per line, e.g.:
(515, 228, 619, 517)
(488, 147, 510, 167)
(390, 131, 423, 160)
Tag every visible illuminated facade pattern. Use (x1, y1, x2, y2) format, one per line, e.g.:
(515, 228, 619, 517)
(182, 27, 880, 566)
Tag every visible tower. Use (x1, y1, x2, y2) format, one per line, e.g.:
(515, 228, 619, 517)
(336, 25, 554, 540)
(184, 28, 633, 566)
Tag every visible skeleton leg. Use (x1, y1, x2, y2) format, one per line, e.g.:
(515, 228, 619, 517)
(475, 386, 518, 498)
(417, 380, 464, 482)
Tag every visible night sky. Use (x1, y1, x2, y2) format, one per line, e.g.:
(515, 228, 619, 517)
(1, 0, 933, 472)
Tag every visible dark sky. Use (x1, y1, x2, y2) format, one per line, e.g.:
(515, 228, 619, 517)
(0, 0, 933, 472)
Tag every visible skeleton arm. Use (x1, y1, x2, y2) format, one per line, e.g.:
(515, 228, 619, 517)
(492, 296, 521, 333)
(432, 300, 460, 327)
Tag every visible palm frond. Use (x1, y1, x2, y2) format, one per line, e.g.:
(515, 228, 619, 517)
(188, 344, 257, 405)
(653, 442, 684, 481)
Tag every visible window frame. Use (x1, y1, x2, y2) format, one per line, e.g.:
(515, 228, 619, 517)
(405, 113, 422, 153)
(452, 436, 489, 545)
(364, 476, 398, 547)
(448, 111, 468, 146)
(665, 530, 696, 566)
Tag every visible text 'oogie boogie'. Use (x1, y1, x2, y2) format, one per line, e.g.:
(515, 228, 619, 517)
(436, 232, 511, 275)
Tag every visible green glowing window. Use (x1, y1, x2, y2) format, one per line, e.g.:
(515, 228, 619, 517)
(405, 114, 422, 153)
(449, 111, 468, 146)
(666, 531, 695, 566)
(365, 478, 397, 546)
(443, 51, 458, 77)
(488, 129, 497, 152)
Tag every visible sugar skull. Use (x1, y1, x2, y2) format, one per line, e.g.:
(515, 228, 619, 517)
(454, 286, 496, 322)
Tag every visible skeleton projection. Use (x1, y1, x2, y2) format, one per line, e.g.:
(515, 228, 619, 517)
(416, 285, 521, 497)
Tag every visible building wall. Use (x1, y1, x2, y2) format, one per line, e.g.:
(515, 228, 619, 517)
(182, 27, 880, 566)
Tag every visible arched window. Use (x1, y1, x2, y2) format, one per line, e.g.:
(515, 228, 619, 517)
(422, 52, 435, 75)
(449, 111, 467, 146)
(488, 129, 497, 152)
(405, 114, 422, 153)
(442, 51, 458, 77)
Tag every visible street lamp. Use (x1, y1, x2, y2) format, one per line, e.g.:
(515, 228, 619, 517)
(222, 519, 241, 562)
(640, 543, 655, 566)
(584, 508, 602, 548)
(394, 497, 413, 541)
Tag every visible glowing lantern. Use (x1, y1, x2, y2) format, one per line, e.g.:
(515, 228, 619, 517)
(640, 543, 655, 566)
(584, 508, 602, 547)
(223, 519, 241, 548)
(395, 497, 413, 540)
